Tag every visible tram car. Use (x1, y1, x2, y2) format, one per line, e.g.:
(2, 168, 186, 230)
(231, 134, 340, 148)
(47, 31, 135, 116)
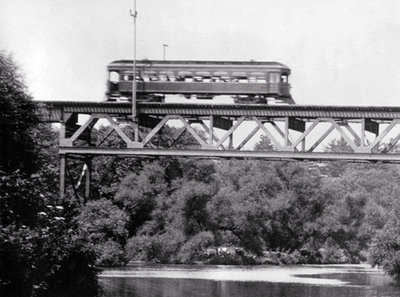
(106, 60, 294, 104)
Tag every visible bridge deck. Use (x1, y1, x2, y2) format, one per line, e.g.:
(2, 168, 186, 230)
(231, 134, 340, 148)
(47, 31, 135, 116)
(37, 101, 400, 122)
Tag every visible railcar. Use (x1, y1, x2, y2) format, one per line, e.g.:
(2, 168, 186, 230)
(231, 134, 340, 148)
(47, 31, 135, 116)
(106, 60, 294, 104)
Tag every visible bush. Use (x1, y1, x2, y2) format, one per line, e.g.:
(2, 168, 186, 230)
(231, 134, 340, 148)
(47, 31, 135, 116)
(177, 231, 215, 263)
(318, 239, 348, 264)
(0, 219, 100, 297)
(126, 229, 185, 263)
(75, 199, 129, 266)
(94, 240, 127, 267)
(369, 209, 400, 279)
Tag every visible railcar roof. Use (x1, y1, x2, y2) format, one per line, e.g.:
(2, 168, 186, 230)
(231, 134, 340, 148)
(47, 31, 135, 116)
(109, 59, 289, 68)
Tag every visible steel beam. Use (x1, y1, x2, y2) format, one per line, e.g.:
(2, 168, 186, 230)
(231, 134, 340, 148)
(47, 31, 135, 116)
(59, 146, 400, 163)
(37, 101, 400, 122)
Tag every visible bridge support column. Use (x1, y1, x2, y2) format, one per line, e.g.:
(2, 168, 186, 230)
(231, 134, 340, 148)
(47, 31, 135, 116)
(59, 154, 66, 203)
(84, 157, 92, 202)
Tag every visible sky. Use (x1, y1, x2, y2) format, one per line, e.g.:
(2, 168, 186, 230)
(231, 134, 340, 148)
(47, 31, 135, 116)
(1, 0, 400, 106)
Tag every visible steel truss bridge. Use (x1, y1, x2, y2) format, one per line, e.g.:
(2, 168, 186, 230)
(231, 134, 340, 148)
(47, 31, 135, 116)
(38, 101, 400, 200)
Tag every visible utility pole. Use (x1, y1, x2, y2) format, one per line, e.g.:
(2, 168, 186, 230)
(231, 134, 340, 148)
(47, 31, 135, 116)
(163, 44, 168, 60)
(130, 0, 139, 142)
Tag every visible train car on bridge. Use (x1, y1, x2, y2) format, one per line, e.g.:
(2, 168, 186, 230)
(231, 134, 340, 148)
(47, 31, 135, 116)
(106, 60, 294, 104)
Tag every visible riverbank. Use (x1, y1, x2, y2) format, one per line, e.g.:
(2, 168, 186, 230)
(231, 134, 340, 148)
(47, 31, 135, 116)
(131, 247, 354, 266)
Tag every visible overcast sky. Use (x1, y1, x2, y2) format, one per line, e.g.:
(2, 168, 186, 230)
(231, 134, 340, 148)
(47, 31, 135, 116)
(1, 0, 400, 106)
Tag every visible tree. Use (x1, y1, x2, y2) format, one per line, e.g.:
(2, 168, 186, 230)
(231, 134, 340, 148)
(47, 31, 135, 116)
(369, 204, 400, 279)
(0, 52, 39, 174)
(0, 52, 99, 296)
(115, 162, 169, 236)
(75, 199, 129, 266)
(253, 135, 276, 151)
(171, 181, 216, 236)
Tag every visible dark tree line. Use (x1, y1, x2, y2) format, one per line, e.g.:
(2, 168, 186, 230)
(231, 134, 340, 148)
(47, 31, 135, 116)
(76, 128, 400, 273)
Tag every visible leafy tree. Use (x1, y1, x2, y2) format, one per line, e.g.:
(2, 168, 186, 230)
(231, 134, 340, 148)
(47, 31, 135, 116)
(75, 199, 129, 266)
(171, 181, 216, 236)
(322, 137, 353, 177)
(369, 204, 400, 279)
(0, 52, 99, 296)
(179, 159, 216, 184)
(0, 205, 100, 297)
(115, 162, 169, 235)
(177, 231, 215, 263)
(253, 134, 276, 151)
(0, 52, 39, 174)
(126, 228, 185, 263)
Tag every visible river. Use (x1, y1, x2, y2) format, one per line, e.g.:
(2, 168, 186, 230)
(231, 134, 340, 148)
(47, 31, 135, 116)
(99, 264, 400, 297)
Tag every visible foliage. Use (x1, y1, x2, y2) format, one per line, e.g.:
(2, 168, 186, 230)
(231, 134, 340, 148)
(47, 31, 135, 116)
(115, 162, 169, 236)
(0, 172, 45, 227)
(369, 205, 400, 279)
(126, 229, 186, 263)
(75, 199, 129, 266)
(93, 240, 127, 267)
(177, 231, 215, 263)
(253, 135, 275, 151)
(0, 52, 99, 296)
(0, 52, 39, 175)
(0, 207, 100, 297)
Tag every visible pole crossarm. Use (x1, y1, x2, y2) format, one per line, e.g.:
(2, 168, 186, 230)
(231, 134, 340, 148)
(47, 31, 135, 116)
(37, 101, 400, 162)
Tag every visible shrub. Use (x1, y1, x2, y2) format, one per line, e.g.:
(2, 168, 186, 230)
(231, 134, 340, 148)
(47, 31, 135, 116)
(126, 229, 185, 263)
(94, 240, 127, 267)
(369, 209, 400, 279)
(177, 231, 215, 263)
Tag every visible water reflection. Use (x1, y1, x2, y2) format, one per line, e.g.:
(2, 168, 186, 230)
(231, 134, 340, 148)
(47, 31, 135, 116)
(100, 264, 400, 297)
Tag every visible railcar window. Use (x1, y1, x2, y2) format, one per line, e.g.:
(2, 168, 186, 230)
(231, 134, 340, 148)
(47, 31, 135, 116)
(149, 75, 158, 81)
(109, 71, 120, 82)
(184, 76, 194, 82)
(159, 74, 168, 81)
(256, 78, 267, 83)
(281, 74, 288, 83)
(122, 74, 134, 81)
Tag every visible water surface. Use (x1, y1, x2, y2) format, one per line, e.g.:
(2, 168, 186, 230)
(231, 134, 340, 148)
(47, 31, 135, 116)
(100, 264, 400, 297)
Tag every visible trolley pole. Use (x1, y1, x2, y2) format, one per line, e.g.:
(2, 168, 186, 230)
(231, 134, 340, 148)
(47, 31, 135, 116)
(163, 44, 168, 60)
(130, 1, 139, 142)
